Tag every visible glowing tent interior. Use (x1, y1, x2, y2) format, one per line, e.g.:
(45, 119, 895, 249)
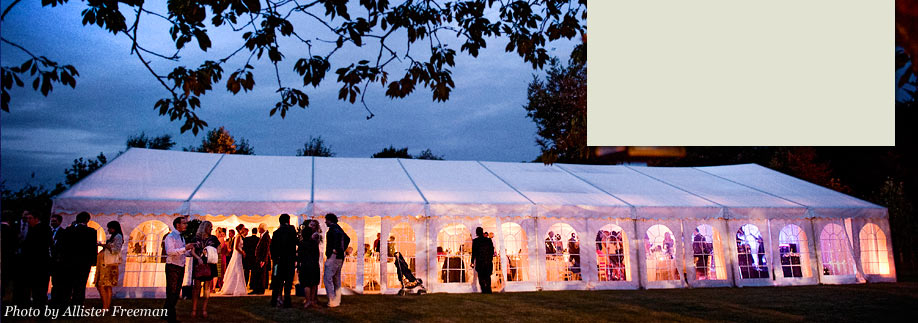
(52, 148, 896, 297)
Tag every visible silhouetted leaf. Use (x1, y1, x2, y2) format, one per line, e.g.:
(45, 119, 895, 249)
(194, 29, 212, 51)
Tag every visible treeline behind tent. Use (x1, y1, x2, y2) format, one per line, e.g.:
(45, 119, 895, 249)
(52, 148, 896, 297)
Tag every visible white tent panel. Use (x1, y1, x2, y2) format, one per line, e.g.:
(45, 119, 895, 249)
(313, 157, 425, 217)
(480, 162, 627, 207)
(697, 164, 886, 219)
(481, 162, 629, 219)
(628, 166, 805, 219)
(189, 154, 312, 216)
(633, 206, 724, 220)
(558, 164, 722, 220)
(628, 166, 799, 208)
(400, 159, 531, 217)
(313, 202, 425, 219)
(53, 148, 222, 215)
(558, 164, 717, 208)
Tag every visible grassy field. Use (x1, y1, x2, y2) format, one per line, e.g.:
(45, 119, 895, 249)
(3, 283, 917, 322)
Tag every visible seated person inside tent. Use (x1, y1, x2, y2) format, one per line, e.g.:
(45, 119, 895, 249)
(567, 233, 581, 280)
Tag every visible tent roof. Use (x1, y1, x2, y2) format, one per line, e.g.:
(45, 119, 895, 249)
(558, 164, 717, 208)
(189, 154, 313, 216)
(696, 164, 885, 219)
(53, 148, 222, 215)
(52, 148, 885, 219)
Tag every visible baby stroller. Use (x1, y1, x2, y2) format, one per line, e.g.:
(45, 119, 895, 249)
(394, 252, 426, 295)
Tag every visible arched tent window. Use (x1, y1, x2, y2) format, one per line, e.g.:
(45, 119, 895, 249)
(363, 218, 381, 292)
(819, 223, 854, 275)
(779, 224, 811, 278)
(596, 224, 628, 282)
(645, 224, 679, 281)
(437, 223, 472, 283)
(736, 224, 769, 279)
(859, 223, 889, 275)
(124, 220, 170, 287)
(692, 224, 724, 280)
(337, 222, 359, 289)
(88, 220, 107, 251)
(545, 223, 580, 282)
(86, 221, 108, 287)
(387, 222, 416, 288)
(501, 222, 528, 282)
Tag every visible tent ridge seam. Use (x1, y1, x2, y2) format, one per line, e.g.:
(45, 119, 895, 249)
(185, 154, 226, 203)
(556, 164, 634, 208)
(691, 167, 810, 209)
(396, 158, 429, 204)
(476, 161, 535, 205)
(624, 165, 727, 208)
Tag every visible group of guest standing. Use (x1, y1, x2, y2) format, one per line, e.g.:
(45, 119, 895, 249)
(1, 209, 354, 322)
(161, 213, 349, 322)
(0, 210, 123, 311)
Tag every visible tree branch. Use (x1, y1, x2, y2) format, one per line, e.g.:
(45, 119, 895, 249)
(130, 40, 177, 97)
(130, 5, 143, 54)
(1, 0, 21, 21)
(0, 36, 39, 59)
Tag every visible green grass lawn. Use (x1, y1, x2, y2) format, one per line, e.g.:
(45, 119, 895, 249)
(4, 283, 917, 322)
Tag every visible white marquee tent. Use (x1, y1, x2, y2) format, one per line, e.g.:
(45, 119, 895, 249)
(52, 148, 896, 297)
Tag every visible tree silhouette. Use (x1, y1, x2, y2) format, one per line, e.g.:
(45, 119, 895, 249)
(524, 43, 586, 164)
(371, 146, 442, 159)
(1, 0, 587, 134)
(372, 145, 410, 158)
(415, 148, 444, 160)
(64, 152, 108, 186)
(126, 132, 176, 150)
(297, 136, 335, 157)
(185, 126, 255, 155)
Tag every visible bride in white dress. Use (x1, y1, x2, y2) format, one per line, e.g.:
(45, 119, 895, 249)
(221, 225, 248, 296)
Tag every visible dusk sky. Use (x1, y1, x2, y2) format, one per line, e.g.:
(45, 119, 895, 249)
(0, 1, 579, 189)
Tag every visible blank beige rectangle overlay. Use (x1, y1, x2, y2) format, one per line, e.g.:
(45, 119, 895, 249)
(588, 1, 893, 146)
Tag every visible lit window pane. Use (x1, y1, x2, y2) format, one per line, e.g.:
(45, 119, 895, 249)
(596, 224, 628, 282)
(645, 224, 679, 281)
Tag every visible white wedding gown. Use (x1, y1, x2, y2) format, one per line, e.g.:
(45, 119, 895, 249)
(220, 236, 248, 296)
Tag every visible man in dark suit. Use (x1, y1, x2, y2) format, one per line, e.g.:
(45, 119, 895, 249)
(243, 227, 259, 290)
(60, 212, 98, 306)
(48, 214, 67, 306)
(471, 227, 494, 294)
(15, 210, 53, 306)
(252, 223, 272, 294)
(270, 214, 297, 307)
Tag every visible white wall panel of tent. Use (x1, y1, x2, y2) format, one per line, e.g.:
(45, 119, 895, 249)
(51, 148, 896, 298)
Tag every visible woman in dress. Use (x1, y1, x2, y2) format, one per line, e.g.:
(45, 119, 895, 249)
(218, 229, 235, 292)
(190, 221, 220, 318)
(297, 219, 322, 309)
(96, 221, 123, 310)
(221, 224, 248, 296)
(214, 227, 227, 291)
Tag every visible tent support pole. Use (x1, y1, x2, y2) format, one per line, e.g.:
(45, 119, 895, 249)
(727, 217, 738, 288)
(495, 216, 508, 292)
(767, 218, 776, 282)
(425, 205, 432, 293)
(810, 218, 823, 285)
(681, 219, 689, 288)
(843, 218, 866, 283)
(533, 206, 542, 291)
(632, 216, 644, 290)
